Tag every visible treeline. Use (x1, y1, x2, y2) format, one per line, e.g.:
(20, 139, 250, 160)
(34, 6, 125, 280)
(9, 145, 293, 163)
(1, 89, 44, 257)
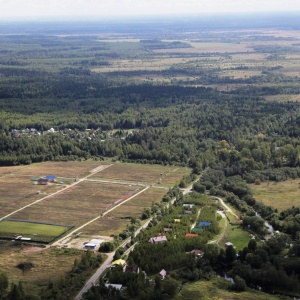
(197, 168, 300, 239)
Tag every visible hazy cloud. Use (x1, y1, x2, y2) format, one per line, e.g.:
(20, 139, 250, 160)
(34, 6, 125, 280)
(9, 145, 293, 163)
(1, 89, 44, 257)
(0, 0, 299, 19)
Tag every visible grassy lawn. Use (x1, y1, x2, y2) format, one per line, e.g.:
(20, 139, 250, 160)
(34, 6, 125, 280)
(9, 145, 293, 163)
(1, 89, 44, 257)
(225, 225, 252, 251)
(250, 179, 300, 211)
(176, 277, 279, 300)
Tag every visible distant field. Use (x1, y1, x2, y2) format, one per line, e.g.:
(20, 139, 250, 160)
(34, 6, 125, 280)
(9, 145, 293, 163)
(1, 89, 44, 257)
(159, 167, 191, 187)
(250, 179, 300, 211)
(0, 220, 70, 242)
(154, 42, 254, 53)
(265, 94, 300, 102)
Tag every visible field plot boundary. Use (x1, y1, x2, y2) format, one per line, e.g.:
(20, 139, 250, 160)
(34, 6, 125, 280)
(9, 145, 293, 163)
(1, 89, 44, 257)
(53, 185, 149, 246)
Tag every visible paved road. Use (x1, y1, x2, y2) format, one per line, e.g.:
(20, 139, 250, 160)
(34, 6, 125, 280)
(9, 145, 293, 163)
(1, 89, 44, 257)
(74, 177, 199, 299)
(74, 218, 152, 300)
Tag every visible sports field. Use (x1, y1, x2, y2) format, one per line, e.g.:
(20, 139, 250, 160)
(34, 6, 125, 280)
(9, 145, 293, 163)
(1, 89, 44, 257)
(0, 220, 70, 242)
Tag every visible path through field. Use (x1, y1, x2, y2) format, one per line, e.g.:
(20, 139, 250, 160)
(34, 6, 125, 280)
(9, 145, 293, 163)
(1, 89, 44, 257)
(0, 164, 113, 220)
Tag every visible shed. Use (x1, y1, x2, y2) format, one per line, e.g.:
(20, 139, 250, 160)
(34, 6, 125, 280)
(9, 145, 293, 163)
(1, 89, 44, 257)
(84, 243, 97, 250)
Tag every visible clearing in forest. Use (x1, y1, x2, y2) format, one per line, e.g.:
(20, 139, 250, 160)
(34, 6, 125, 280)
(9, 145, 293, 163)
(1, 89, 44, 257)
(250, 179, 300, 211)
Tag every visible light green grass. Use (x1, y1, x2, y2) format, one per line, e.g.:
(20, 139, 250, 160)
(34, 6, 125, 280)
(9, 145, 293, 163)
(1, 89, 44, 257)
(176, 277, 280, 300)
(226, 226, 252, 251)
(0, 220, 68, 237)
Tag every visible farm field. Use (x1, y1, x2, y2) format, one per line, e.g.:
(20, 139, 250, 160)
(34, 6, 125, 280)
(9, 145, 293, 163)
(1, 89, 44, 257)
(90, 162, 182, 184)
(10, 181, 141, 226)
(0, 165, 29, 176)
(0, 175, 64, 217)
(107, 187, 167, 218)
(250, 179, 300, 211)
(83, 216, 130, 237)
(15, 160, 111, 178)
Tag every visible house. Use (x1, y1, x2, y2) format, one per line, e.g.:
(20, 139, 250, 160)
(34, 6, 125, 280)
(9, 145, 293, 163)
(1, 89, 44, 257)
(190, 249, 204, 258)
(185, 233, 198, 237)
(104, 284, 123, 291)
(38, 178, 50, 185)
(225, 242, 235, 248)
(111, 259, 126, 271)
(183, 204, 194, 209)
(158, 269, 167, 280)
(125, 265, 140, 273)
(163, 227, 172, 232)
(184, 210, 192, 214)
(198, 221, 212, 227)
(192, 228, 204, 234)
(148, 236, 168, 243)
(45, 175, 56, 182)
(174, 219, 181, 223)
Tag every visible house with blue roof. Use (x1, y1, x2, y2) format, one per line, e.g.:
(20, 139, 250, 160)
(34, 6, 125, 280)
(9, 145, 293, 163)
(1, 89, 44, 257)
(198, 221, 212, 227)
(45, 175, 56, 182)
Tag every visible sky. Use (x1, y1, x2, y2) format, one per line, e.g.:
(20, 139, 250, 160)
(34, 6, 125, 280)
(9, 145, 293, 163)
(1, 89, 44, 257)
(0, 0, 300, 20)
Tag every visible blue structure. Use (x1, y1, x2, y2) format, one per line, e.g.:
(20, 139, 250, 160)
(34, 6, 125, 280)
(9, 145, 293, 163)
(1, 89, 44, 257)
(45, 175, 56, 181)
(198, 221, 212, 227)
